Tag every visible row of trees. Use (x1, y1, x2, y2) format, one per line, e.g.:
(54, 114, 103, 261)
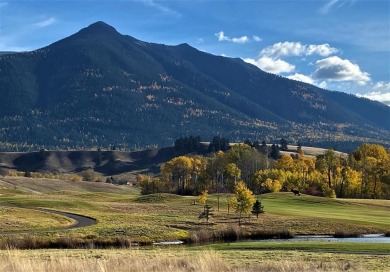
(198, 181, 263, 225)
(138, 143, 390, 199)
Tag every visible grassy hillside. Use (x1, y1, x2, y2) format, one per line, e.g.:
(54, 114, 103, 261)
(0, 144, 341, 179)
(1, 178, 389, 271)
(0, 177, 389, 241)
(0, 146, 193, 181)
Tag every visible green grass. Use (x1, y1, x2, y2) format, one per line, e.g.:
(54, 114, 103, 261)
(0, 207, 75, 231)
(1, 177, 390, 271)
(202, 241, 390, 254)
(1, 178, 389, 243)
(259, 193, 390, 232)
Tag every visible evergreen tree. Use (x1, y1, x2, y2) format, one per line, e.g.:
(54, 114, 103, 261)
(251, 199, 264, 218)
(280, 138, 288, 151)
(270, 144, 280, 159)
(208, 136, 229, 153)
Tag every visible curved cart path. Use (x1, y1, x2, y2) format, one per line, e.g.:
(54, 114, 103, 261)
(0, 207, 96, 234)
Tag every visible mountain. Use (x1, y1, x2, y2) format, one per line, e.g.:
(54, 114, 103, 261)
(0, 21, 389, 152)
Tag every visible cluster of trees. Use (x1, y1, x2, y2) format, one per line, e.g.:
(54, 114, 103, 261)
(254, 144, 390, 199)
(198, 181, 263, 225)
(174, 136, 202, 153)
(139, 142, 390, 199)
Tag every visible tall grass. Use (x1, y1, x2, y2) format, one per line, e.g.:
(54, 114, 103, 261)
(334, 230, 362, 238)
(0, 250, 366, 272)
(1, 250, 230, 272)
(187, 226, 294, 244)
(0, 236, 139, 250)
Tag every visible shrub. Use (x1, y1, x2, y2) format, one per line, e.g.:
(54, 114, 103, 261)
(80, 169, 100, 182)
(246, 229, 294, 240)
(334, 230, 362, 238)
(304, 186, 323, 196)
(322, 186, 336, 198)
(68, 175, 83, 182)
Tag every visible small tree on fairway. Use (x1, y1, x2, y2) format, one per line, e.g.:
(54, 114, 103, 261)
(251, 199, 264, 218)
(198, 189, 208, 205)
(226, 195, 236, 214)
(233, 181, 255, 226)
(199, 204, 213, 223)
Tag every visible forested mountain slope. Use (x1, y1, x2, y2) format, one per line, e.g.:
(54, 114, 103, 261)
(0, 21, 389, 151)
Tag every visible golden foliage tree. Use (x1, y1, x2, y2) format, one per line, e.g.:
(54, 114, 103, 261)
(198, 189, 208, 204)
(233, 181, 256, 226)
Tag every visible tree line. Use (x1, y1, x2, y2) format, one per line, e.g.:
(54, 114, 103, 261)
(139, 141, 390, 199)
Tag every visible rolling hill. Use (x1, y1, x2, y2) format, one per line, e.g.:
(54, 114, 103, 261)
(0, 144, 344, 180)
(0, 21, 389, 152)
(0, 146, 193, 177)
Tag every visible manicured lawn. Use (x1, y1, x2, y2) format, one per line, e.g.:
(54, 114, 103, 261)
(261, 193, 390, 229)
(203, 240, 390, 254)
(0, 180, 389, 242)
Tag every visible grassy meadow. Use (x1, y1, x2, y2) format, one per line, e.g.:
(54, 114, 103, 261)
(0, 247, 389, 272)
(0, 175, 389, 271)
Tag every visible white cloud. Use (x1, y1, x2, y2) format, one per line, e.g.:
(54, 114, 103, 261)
(215, 31, 256, 44)
(244, 56, 295, 74)
(252, 35, 262, 42)
(243, 41, 338, 75)
(34, 17, 56, 28)
(215, 31, 229, 42)
(231, 36, 249, 44)
(372, 81, 390, 91)
(356, 81, 390, 105)
(285, 73, 328, 89)
(306, 44, 340, 56)
(261, 42, 338, 58)
(286, 73, 314, 84)
(357, 92, 390, 106)
(312, 56, 370, 85)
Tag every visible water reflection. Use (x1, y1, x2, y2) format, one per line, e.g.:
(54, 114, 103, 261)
(282, 234, 390, 243)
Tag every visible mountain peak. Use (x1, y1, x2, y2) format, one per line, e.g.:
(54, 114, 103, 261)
(77, 21, 120, 37)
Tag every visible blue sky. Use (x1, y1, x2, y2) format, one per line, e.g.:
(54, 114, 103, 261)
(1, 0, 389, 105)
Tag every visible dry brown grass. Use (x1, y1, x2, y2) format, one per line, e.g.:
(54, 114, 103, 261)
(0, 249, 367, 272)
(1, 250, 229, 272)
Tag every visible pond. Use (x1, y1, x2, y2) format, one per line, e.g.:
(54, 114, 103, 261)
(268, 234, 390, 243)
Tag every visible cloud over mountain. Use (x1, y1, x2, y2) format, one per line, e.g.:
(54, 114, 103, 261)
(260, 42, 338, 58)
(244, 56, 295, 74)
(244, 41, 338, 75)
(215, 31, 261, 44)
(313, 56, 370, 85)
(357, 82, 390, 106)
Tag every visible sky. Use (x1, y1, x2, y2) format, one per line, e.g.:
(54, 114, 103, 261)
(0, 0, 389, 106)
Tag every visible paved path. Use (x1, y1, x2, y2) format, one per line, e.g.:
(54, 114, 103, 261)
(0, 206, 96, 234)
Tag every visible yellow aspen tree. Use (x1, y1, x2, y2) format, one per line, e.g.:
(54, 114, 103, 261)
(233, 181, 255, 226)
